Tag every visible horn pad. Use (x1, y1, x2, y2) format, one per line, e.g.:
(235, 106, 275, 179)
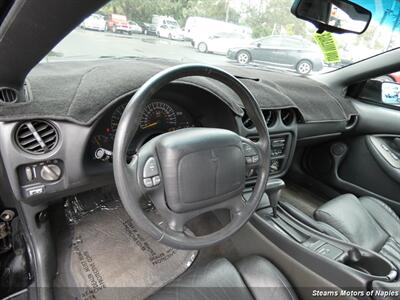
(155, 128, 246, 213)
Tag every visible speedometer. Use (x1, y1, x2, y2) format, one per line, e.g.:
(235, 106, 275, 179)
(139, 101, 177, 130)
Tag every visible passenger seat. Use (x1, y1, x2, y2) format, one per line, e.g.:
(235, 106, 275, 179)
(281, 194, 400, 269)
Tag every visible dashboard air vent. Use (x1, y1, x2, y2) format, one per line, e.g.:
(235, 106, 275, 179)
(242, 112, 255, 129)
(281, 109, 295, 126)
(0, 88, 17, 103)
(15, 121, 59, 154)
(263, 110, 277, 127)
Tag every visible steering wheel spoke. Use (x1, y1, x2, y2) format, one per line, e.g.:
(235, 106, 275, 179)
(229, 194, 247, 214)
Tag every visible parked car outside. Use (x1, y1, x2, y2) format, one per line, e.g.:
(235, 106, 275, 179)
(157, 24, 185, 41)
(128, 21, 143, 34)
(227, 35, 323, 74)
(152, 15, 180, 29)
(81, 14, 106, 32)
(105, 14, 130, 34)
(194, 32, 253, 55)
(184, 16, 252, 45)
(141, 22, 157, 36)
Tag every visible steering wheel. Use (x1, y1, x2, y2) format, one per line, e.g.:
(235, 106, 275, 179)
(113, 64, 270, 250)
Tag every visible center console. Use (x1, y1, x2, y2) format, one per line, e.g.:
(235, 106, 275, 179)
(246, 181, 399, 299)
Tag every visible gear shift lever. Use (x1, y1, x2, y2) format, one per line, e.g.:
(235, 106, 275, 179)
(265, 179, 285, 218)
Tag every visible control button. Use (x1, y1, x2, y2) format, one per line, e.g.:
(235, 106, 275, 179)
(270, 160, 280, 173)
(143, 178, 153, 188)
(381, 144, 389, 151)
(245, 156, 253, 164)
(152, 175, 161, 186)
(95, 148, 113, 162)
(143, 157, 159, 178)
(26, 185, 45, 197)
(40, 164, 62, 182)
(25, 166, 33, 182)
(242, 143, 257, 156)
(315, 243, 344, 260)
(252, 155, 259, 163)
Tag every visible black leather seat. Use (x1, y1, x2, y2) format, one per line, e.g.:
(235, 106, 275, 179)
(148, 256, 297, 300)
(282, 194, 400, 269)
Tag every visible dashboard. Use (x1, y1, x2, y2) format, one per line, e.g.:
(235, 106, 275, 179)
(89, 99, 196, 159)
(0, 76, 350, 205)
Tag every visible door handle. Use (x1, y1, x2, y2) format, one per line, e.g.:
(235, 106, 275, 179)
(368, 136, 400, 169)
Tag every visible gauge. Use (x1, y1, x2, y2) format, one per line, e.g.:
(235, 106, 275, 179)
(281, 109, 294, 126)
(111, 103, 127, 131)
(92, 134, 111, 148)
(140, 101, 177, 130)
(263, 110, 276, 127)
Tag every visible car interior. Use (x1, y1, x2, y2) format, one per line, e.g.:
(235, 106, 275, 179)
(1, 0, 400, 299)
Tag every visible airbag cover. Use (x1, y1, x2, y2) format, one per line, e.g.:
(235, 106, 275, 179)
(155, 128, 245, 213)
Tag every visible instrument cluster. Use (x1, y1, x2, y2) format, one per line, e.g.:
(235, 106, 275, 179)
(90, 99, 196, 159)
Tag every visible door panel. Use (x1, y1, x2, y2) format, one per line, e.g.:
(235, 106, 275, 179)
(304, 99, 400, 214)
(338, 136, 400, 202)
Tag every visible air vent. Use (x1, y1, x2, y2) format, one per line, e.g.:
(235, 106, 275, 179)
(263, 110, 277, 127)
(242, 112, 255, 129)
(0, 88, 17, 103)
(15, 121, 59, 154)
(281, 109, 295, 126)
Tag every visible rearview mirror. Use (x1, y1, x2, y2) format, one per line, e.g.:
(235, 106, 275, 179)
(382, 82, 400, 106)
(291, 0, 371, 34)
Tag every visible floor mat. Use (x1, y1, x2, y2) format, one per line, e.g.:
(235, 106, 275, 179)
(280, 183, 326, 217)
(54, 203, 197, 300)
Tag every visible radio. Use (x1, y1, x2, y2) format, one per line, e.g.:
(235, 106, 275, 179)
(271, 137, 287, 158)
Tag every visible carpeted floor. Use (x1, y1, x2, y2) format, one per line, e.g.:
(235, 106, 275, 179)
(54, 206, 197, 300)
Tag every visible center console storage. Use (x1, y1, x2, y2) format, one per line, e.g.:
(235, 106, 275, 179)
(303, 237, 396, 279)
(344, 251, 396, 278)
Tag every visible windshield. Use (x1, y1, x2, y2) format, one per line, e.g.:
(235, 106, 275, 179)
(48, 0, 400, 75)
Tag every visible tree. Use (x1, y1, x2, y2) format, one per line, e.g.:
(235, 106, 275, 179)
(100, 0, 238, 26)
(99, 0, 306, 38)
(244, 0, 308, 38)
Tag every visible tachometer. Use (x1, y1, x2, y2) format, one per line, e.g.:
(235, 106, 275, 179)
(140, 101, 177, 130)
(111, 103, 127, 131)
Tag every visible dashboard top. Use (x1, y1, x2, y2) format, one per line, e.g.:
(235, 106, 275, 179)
(0, 58, 357, 126)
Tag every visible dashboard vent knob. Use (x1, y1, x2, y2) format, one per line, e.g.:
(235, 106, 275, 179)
(15, 121, 59, 155)
(0, 88, 17, 104)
